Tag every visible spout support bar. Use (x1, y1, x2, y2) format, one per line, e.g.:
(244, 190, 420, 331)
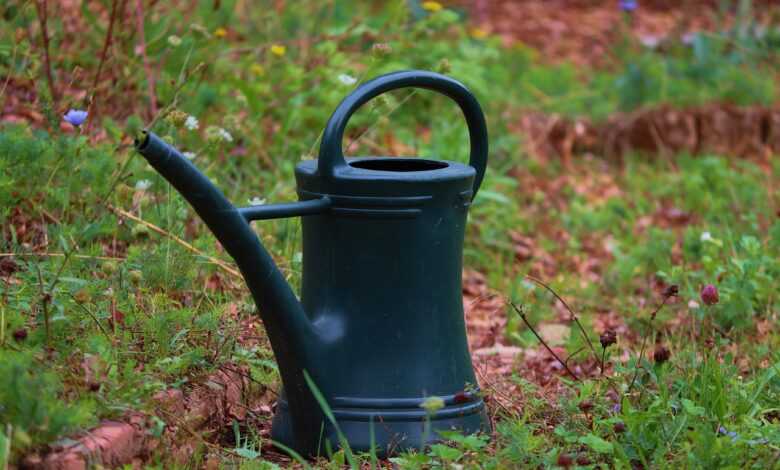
(238, 197, 331, 222)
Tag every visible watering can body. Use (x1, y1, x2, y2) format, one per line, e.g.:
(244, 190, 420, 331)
(135, 71, 490, 456)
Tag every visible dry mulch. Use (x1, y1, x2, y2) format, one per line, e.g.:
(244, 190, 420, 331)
(516, 104, 780, 164)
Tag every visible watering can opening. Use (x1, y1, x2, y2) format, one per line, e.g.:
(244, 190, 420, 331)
(348, 158, 449, 172)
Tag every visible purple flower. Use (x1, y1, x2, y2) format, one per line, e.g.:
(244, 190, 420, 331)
(63, 109, 88, 127)
(701, 284, 719, 306)
(718, 426, 738, 442)
(619, 0, 638, 11)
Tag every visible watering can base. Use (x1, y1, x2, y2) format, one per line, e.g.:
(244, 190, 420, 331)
(270, 395, 491, 457)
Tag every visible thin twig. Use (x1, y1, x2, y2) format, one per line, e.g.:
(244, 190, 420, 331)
(0, 253, 123, 261)
(105, 204, 242, 279)
(86, 0, 120, 131)
(627, 293, 674, 392)
(34, 262, 50, 345)
(134, 0, 157, 118)
(509, 301, 580, 382)
(68, 293, 111, 340)
(34, 0, 57, 104)
(524, 274, 600, 364)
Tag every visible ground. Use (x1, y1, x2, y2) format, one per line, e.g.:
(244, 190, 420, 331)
(1, 1, 779, 469)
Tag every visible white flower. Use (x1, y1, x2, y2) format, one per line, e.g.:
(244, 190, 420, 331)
(700, 231, 712, 242)
(248, 197, 266, 206)
(135, 179, 152, 191)
(183, 152, 196, 160)
(218, 128, 233, 142)
(184, 115, 199, 131)
(639, 35, 660, 49)
(338, 74, 357, 86)
(688, 300, 700, 309)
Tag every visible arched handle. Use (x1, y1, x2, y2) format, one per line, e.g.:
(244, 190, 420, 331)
(318, 70, 489, 198)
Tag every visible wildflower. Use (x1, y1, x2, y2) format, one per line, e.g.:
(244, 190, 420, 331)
(578, 400, 594, 413)
(338, 74, 357, 86)
(13, 328, 28, 342)
(613, 421, 626, 433)
(166, 110, 188, 128)
(371, 43, 392, 58)
(63, 109, 88, 127)
(453, 390, 473, 403)
(270, 44, 286, 57)
(184, 115, 199, 131)
(420, 396, 445, 413)
(639, 35, 660, 49)
(619, 0, 638, 11)
(206, 126, 233, 143)
(183, 152, 196, 160)
(421, 1, 443, 12)
(135, 179, 152, 191)
(556, 453, 574, 468)
(688, 300, 700, 309)
(600, 330, 617, 348)
(718, 426, 738, 442)
(662, 284, 679, 298)
(190, 23, 211, 39)
(218, 128, 233, 142)
(167, 35, 182, 47)
(653, 345, 671, 364)
(248, 197, 266, 206)
(250, 63, 265, 76)
(701, 284, 719, 306)
(682, 32, 697, 45)
(700, 231, 712, 242)
(470, 27, 488, 39)
(214, 27, 227, 38)
(128, 270, 143, 284)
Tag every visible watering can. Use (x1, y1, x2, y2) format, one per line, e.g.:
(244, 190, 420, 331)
(134, 70, 490, 456)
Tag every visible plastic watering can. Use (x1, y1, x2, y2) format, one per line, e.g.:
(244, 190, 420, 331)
(135, 70, 490, 456)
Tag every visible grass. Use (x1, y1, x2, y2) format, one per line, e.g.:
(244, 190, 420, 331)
(1, 0, 780, 468)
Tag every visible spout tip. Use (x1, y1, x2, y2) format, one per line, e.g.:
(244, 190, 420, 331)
(134, 130, 150, 151)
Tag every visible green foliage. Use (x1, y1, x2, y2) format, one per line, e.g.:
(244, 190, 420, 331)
(0, 352, 96, 459)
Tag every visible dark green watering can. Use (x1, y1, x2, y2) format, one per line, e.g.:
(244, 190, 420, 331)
(135, 70, 490, 456)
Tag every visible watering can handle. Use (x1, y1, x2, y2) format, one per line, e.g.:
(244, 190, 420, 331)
(318, 70, 489, 198)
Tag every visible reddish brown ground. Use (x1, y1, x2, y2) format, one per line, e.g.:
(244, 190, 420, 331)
(457, 0, 780, 67)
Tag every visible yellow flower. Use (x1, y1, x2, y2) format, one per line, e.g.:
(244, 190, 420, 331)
(214, 27, 227, 38)
(270, 44, 286, 57)
(250, 63, 265, 76)
(470, 27, 488, 39)
(421, 1, 443, 12)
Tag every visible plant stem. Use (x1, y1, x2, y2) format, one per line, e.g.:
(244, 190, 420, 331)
(34, 0, 57, 105)
(86, 0, 120, 131)
(627, 294, 673, 392)
(135, 0, 157, 118)
(34, 263, 50, 345)
(524, 274, 600, 365)
(510, 301, 580, 382)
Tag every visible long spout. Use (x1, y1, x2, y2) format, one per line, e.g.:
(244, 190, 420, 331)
(135, 131, 326, 452)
